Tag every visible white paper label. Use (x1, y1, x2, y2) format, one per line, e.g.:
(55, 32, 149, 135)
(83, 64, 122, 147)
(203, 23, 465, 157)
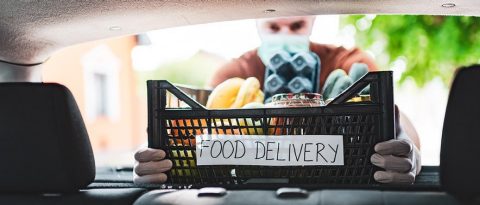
(195, 135, 344, 166)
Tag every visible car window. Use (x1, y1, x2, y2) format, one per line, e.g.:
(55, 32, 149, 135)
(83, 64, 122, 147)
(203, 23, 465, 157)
(42, 15, 480, 167)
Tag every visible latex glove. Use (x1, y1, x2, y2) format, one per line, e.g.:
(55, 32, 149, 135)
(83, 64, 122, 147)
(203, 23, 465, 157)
(322, 69, 353, 99)
(133, 148, 173, 184)
(322, 63, 369, 100)
(348, 63, 369, 82)
(370, 131, 421, 184)
(349, 63, 370, 95)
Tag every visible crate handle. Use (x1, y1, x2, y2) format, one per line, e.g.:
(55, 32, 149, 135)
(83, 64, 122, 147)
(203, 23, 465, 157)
(147, 80, 206, 110)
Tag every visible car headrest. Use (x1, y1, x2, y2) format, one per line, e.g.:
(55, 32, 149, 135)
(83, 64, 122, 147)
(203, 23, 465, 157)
(0, 83, 95, 193)
(440, 65, 480, 197)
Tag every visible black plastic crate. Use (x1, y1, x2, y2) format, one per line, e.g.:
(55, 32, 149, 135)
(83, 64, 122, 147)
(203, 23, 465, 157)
(147, 71, 395, 188)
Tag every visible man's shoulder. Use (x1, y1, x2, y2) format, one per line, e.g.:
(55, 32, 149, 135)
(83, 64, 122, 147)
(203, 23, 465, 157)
(309, 42, 377, 71)
(241, 43, 357, 60)
(233, 48, 264, 68)
(238, 48, 261, 60)
(309, 42, 359, 55)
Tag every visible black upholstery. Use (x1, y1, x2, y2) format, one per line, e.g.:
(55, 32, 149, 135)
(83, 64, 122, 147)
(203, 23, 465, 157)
(0, 83, 95, 193)
(0, 188, 146, 205)
(134, 189, 461, 205)
(440, 65, 480, 197)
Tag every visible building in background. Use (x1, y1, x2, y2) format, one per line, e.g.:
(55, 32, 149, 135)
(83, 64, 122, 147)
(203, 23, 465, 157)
(43, 36, 147, 164)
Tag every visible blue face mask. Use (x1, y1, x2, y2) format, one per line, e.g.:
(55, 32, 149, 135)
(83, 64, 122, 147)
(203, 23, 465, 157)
(257, 34, 310, 65)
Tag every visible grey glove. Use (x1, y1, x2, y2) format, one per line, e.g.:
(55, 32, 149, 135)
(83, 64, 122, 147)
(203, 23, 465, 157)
(322, 69, 352, 99)
(322, 63, 369, 100)
(133, 148, 173, 184)
(348, 63, 369, 82)
(370, 131, 421, 184)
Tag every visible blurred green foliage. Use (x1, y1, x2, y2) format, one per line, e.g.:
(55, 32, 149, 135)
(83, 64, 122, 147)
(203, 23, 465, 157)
(342, 15, 480, 86)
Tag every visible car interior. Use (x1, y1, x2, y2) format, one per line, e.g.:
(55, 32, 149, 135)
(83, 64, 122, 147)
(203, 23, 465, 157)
(0, 0, 480, 204)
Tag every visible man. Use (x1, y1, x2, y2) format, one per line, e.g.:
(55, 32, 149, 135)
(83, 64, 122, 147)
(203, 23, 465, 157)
(134, 16, 421, 185)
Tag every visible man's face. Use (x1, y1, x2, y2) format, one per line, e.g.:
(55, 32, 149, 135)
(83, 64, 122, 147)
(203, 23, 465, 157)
(257, 16, 315, 36)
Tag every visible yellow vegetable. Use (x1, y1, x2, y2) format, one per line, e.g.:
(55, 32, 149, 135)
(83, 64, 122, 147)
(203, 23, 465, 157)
(206, 77, 245, 109)
(239, 118, 264, 135)
(230, 77, 261, 108)
(170, 150, 196, 177)
(253, 90, 265, 103)
(242, 102, 265, 109)
(206, 77, 264, 109)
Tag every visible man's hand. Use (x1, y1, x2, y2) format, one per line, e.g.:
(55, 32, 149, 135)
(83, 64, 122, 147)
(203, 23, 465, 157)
(133, 148, 173, 184)
(322, 63, 369, 100)
(370, 132, 421, 184)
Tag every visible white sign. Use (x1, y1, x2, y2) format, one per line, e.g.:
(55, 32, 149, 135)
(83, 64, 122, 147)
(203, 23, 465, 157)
(195, 135, 344, 166)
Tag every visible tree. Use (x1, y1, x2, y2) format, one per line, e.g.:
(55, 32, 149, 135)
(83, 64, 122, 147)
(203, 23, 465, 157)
(342, 15, 480, 86)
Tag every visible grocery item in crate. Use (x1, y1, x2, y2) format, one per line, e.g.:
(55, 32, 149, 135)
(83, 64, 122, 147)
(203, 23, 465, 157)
(170, 150, 196, 177)
(263, 50, 321, 102)
(207, 99, 265, 135)
(242, 102, 265, 109)
(170, 78, 264, 143)
(209, 118, 264, 135)
(267, 93, 325, 135)
(268, 93, 325, 107)
(206, 77, 264, 109)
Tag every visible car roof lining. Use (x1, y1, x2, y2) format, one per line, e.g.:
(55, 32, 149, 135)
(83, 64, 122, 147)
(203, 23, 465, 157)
(1, 0, 480, 65)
